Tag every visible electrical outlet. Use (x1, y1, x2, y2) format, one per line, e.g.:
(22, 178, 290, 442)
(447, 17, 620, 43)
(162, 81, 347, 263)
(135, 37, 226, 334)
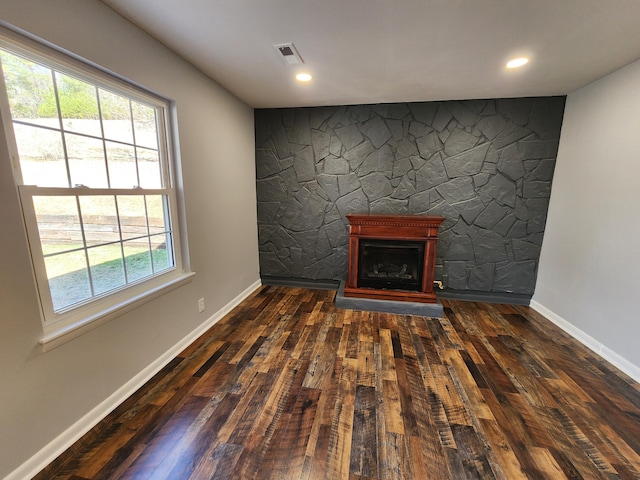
(198, 298, 205, 313)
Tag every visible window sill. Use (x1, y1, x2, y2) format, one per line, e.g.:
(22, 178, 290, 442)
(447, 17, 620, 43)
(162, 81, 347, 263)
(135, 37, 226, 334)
(39, 271, 196, 352)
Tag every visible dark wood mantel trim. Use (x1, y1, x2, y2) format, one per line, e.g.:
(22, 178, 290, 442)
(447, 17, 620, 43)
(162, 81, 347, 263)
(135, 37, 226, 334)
(345, 214, 444, 304)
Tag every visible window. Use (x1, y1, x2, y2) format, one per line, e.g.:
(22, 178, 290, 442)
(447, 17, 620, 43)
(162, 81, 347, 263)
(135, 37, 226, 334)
(0, 29, 192, 347)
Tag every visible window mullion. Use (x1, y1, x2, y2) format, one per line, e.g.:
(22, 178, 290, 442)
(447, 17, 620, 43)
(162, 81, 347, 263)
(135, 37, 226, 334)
(113, 194, 129, 284)
(143, 194, 155, 274)
(161, 194, 174, 267)
(51, 70, 73, 189)
(95, 86, 112, 189)
(75, 195, 96, 298)
(156, 108, 170, 188)
(133, 145, 142, 188)
(128, 99, 137, 146)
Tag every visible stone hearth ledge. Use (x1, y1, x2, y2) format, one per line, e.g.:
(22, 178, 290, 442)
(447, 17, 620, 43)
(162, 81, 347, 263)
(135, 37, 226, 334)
(335, 281, 443, 318)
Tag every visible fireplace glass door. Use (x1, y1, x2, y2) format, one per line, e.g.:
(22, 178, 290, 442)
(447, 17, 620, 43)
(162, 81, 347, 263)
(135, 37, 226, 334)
(358, 240, 424, 291)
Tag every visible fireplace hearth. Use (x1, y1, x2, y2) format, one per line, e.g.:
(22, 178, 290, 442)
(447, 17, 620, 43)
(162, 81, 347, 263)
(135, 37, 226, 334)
(343, 214, 444, 304)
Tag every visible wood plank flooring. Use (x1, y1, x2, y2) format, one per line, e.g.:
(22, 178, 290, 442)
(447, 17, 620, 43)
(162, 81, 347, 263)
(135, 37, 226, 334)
(35, 286, 640, 479)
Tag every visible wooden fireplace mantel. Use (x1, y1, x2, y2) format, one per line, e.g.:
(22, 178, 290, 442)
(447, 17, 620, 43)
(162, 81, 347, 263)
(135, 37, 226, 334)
(344, 214, 444, 303)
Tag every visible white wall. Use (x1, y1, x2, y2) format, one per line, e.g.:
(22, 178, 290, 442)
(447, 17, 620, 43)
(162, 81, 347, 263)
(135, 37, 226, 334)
(533, 58, 640, 378)
(0, 1, 259, 477)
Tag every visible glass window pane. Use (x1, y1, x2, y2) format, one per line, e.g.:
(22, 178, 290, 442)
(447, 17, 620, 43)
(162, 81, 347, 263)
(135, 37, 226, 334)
(1, 51, 55, 121)
(66, 132, 108, 188)
(117, 195, 148, 241)
(137, 147, 162, 188)
(45, 250, 92, 311)
(55, 72, 101, 137)
(123, 239, 152, 283)
(106, 141, 137, 188)
(13, 124, 68, 187)
(145, 195, 168, 235)
(34, 196, 83, 255)
(132, 102, 158, 149)
(150, 233, 172, 272)
(99, 89, 133, 144)
(88, 244, 125, 296)
(79, 195, 119, 247)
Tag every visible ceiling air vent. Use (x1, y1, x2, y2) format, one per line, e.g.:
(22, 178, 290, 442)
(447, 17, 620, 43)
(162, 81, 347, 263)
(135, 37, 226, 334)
(274, 43, 304, 65)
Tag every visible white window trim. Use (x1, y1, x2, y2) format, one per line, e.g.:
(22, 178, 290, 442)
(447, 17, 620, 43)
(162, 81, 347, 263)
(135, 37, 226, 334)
(0, 27, 194, 350)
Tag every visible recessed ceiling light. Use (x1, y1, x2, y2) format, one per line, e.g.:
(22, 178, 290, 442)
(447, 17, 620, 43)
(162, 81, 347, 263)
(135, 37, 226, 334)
(296, 72, 312, 82)
(506, 57, 529, 69)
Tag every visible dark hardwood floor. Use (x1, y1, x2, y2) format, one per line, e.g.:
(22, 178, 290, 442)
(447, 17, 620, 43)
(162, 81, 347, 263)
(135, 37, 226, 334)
(35, 286, 640, 479)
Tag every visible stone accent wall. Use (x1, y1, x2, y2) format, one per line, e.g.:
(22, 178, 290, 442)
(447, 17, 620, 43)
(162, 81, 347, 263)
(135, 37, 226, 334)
(255, 97, 565, 295)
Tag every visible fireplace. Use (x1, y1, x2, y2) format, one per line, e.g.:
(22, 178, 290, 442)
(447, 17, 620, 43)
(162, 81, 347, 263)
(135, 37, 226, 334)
(344, 214, 444, 303)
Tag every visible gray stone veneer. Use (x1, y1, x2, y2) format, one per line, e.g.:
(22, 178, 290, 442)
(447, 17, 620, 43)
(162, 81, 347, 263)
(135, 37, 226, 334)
(255, 97, 565, 295)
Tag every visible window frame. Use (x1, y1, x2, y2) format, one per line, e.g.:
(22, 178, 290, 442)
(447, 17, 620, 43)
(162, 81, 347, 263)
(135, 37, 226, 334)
(0, 27, 193, 349)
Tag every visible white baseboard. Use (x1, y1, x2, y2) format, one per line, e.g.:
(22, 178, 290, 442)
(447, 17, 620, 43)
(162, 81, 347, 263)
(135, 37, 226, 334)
(530, 300, 640, 384)
(5, 279, 262, 480)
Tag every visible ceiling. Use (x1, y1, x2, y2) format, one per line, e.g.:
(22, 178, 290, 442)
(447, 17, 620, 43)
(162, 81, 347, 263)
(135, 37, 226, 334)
(101, 0, 640, 109)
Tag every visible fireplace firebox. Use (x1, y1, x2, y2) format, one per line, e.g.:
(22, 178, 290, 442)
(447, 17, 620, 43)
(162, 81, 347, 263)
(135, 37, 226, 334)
(358, 240, 424, 291)
(344, 214, 444, 304)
